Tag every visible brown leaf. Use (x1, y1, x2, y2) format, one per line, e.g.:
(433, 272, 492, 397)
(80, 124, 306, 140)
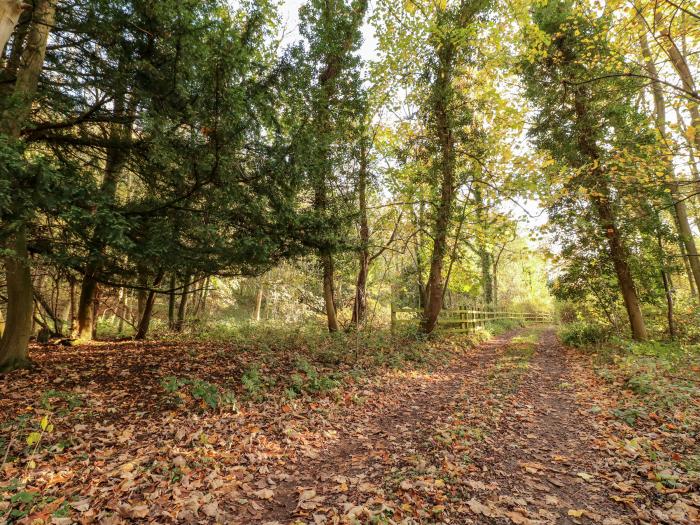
(254, 488, 274, 500)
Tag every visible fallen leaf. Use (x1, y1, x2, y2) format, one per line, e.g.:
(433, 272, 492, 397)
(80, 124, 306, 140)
(255, 488, 274, 500)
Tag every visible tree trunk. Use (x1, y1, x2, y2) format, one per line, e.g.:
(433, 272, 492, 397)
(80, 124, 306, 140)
(593, 196, 647, 340)
(34, 288, 62, 335)
(472, 186, 493, 306)
(68, 277, 76, 335)
(200, 276, 210, 318)
(655, 14, 700, 155)
(253, 285, 263, 322)
(113, 286, 124, 328)
(134, 292, 156, 340)
(479, 249, 493, 306)
(168, 274, 176, 329)
(74, 74, 134, 340)
(493, 244, 506, 308)
(321, 255, 339, 332)
(135, 269, 164, 340)
(0, 0, 56, 372)
(658, 231, 675, 340)
(136, 267, 148, 323)
(76, 272, 98, 340)
(91, 293, 99, 339)
(311, 0, 367, 333)
(351, 255, 369, 325)
(672, 192, 700, 296)
(422, 41, 456, 334)
(175, 273, 191, 332)
(573, 88, 647, 340)
(414, 204, 428, 309)
(60, 288, 71, 335)
(0, 0, 29, 54)
(351, 139, 370, 326)
(661, 268, 675, 340)
(678, 238, 698, 296)
(0, 227, 34, 371)
(638, 22, 700, 300)
(118, 289, 127, 334)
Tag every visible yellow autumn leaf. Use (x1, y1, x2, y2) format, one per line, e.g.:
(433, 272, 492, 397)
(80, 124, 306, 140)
(568, 509, 585, 517)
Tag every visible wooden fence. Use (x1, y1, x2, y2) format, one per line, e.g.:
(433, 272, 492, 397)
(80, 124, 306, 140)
(390, 306, 553, 333)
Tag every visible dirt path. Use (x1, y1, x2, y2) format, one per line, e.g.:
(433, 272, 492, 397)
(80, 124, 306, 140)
(463, 329, 636, 525)
(255, 328, 638, 524)
(256, 330, 511, 523)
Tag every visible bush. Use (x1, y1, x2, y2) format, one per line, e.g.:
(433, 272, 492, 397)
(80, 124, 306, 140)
(559, 322, 610, 347)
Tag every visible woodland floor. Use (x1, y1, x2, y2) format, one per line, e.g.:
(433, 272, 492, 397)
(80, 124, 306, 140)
(1, 328, 698, 524)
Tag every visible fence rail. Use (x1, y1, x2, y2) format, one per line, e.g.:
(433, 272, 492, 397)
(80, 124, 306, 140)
(391, 305, 553, 333)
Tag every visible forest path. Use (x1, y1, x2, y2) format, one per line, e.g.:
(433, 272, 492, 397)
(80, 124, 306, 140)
(257, 329, 636, 525)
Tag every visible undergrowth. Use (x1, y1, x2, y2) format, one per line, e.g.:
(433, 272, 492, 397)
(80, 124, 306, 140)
(562, 322, 700, 486)
(153, 322, 522, 407)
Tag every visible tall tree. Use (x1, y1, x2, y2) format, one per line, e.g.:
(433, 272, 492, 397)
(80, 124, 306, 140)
(0, 0, 55, 371)
(293, 0, 368, 332)
(523, 0, 650, 339)
(636, 13, 700, 300)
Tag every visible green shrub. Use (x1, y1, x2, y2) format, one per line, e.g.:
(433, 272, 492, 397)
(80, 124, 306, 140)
(612, 407, 644, 426)
(490, 318, 525, 333)
(559, 322, 610, 347)
(39, 389, 83, 414)
(242, 365, 274, 400)
(189, 380, 221, 410)
(160, 376, 237, 411)
(287, 359, 341, 396)
(625, 372, 655, 395)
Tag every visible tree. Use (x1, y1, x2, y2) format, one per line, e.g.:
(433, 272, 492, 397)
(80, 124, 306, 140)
(290, 0, 368, 332)
(632, 8, 700, 300)
(523, 0, 651, 340)
(0, 0, 56, 371)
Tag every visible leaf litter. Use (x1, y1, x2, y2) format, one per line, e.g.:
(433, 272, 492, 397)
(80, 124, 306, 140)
(1, 330, 698, 524)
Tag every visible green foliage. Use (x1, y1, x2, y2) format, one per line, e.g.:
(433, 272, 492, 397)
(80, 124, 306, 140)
(40, 390, 83, 414)
(288, 358, 341, 396)
(559, 322, 610, 347)
(161, 376, 187, 394)
(160, 376, 237, 412)
(581, 336, 699, 436)
(242, 365, 274, 400)
(189, 380, 222, 410)
(489, 318, 526, 333)
(522, 0, 672, 338)
(612, 407, 644, 427)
